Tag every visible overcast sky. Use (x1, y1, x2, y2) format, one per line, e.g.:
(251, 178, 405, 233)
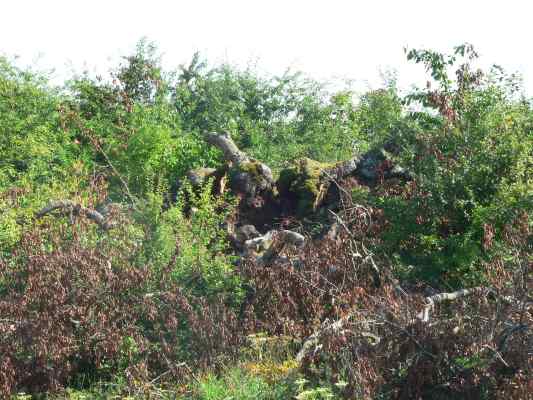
(2, 0, 532, 95)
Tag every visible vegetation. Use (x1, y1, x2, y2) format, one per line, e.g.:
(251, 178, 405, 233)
(0, 40, 531, 399)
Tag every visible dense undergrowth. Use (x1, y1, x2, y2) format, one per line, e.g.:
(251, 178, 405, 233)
(0, 41, 531, 398)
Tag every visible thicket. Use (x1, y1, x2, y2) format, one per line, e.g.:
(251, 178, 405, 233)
(0, 41, 531, 398)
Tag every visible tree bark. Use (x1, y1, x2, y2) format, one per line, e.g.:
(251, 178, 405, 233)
(206, 132, 250, 166)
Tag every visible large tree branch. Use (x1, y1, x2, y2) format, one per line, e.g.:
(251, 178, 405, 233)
(36, 200, 114, 230)
(206, 132, 250, 165)
(296, 287, 500, 364)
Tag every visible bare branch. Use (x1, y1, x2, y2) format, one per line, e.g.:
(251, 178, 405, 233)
(417, 287, 486, 322)
(296, 316, 349, 363)
(36, 200, 114, 230)
(296, 314, 380, 364)
(297, 287, 497, 364)
(206, 132, 250, 165)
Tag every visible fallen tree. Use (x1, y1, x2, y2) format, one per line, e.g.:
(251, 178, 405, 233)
(277, 157, 360, 216)
(205, 132, 275, 207)
(199, 132, 410, 219)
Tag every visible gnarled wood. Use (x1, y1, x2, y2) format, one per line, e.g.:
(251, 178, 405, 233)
(244, 229, 305, 266)
(206, 132, 250, 166)
(296, 286, 502, 365)
(36, 200, 114, 230)
(204, 132, 411, 218)
(205, 132, 275, 210)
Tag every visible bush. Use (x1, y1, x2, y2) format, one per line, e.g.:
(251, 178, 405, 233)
(0, 216, 244, 397)
(136, 182, 243, 301)
(192, 369, 278, 400)
(0, 57, 74, 187)
(373, 45, 533, 285)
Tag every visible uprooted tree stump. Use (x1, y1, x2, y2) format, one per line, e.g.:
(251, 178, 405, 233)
(277, 157, 359, 216)
(183, 132, 410, 231)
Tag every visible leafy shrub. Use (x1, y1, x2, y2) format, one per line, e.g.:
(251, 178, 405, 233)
(373, 45, 533, 285)
(135, 181, 243, 301)
(0, 217, 244, 397)
(356, 83, 403, 149)
(188, 367, 338, 400)
(192, 369, 278, 400)
(0, 57, 74, 187)
(174, 54, 366, 170)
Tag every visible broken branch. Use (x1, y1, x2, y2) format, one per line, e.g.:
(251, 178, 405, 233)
(244, 229, 305, 266)
(206, 132, 250, 165)
(417, 287, 486, 323)
(36, 200, 114, 230)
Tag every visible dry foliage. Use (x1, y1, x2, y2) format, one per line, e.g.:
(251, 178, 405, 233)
(239, 198, 532, 399)
(0, 219, 243, 397)
(0, 183, 530, 399)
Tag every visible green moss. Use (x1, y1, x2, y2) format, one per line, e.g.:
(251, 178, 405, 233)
(239, 160, 263, 177)
(186, 167, 217, 187)
(228, 160, 274, 196)
(277, 158, 334, 216)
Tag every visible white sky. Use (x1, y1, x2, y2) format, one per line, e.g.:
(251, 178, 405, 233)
(2, 0, 532, 95)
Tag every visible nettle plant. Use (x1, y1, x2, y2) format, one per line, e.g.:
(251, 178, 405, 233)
(143, 180, 243, 301)
(378, 44, 532, 285)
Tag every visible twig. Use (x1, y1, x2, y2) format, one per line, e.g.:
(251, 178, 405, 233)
(149, 369, 172, 384)
(70, 115, 138, 209)
(87, 135, 138, 210)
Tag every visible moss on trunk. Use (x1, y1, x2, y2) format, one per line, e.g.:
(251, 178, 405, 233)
(277, 158, 335, 216)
